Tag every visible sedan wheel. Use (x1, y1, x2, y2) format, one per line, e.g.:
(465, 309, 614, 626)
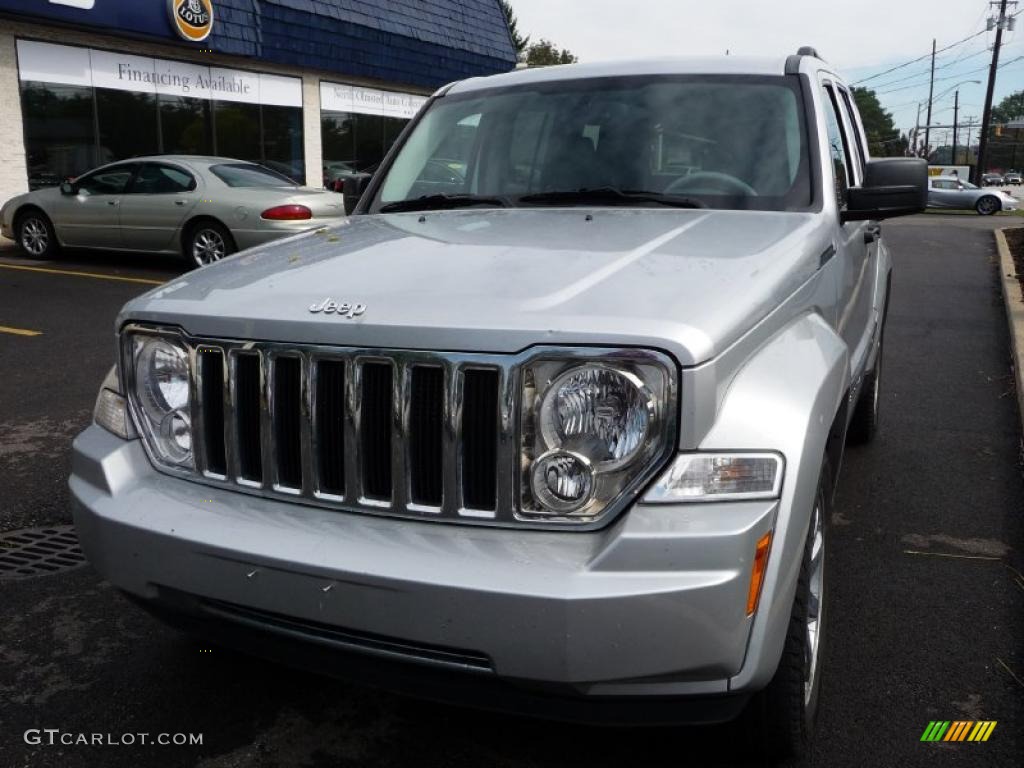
(190, 225, 233, 268)
(976, 196, 1000, 216)
(18, 215, 53, 258)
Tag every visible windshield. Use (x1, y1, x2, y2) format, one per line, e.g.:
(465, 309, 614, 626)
(374, 75, 811, 212)
(210, 163, 298, 188)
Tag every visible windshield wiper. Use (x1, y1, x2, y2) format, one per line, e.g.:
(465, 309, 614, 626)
(518, 187, 706, 209)
(378, 194, 508, 213)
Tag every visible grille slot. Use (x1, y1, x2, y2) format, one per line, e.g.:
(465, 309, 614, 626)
(462, 369, 499, 510)
(234, 353, 263, 483)
(360, 362, 393, 501)
(273, 356, 303, 489)
(409, 366, 444, 506)
(315, 360, 346, 496)
(198, 349, 226, 476)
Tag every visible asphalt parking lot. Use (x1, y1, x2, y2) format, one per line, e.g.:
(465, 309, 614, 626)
(0, 216, 1021, 768)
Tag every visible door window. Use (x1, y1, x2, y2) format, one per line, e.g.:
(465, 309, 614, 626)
(75, 164, 137, 196)
(129, 164, 196, 194)
(820, 86, 852, 208)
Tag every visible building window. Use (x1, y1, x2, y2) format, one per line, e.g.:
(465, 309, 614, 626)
(214, 101, 261, 165)
(96, 88, 159, 165)
(261, 105, 305, 183)
(321, 112, 356, 188)
(20, 82, 96, 190)
(353, 114, 385, 172)
(159, 95, 213, 155)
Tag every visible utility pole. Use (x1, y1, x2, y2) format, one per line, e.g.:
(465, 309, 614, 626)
(924, 39, 937, 160)
(976, 0, 1016, 183)
(953, 90, 960, 165)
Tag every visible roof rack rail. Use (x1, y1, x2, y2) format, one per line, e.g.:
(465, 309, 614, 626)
(796, 46, 822, 58)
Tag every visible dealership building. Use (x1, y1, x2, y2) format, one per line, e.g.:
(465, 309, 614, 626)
(0, 0, 516, 202)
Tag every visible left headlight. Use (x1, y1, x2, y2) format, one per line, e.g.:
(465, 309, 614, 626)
(124, 330, 194, 469)
(519, 352, 676, 524)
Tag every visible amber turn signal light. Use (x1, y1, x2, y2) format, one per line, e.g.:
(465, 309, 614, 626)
(746, 531, 773, 616)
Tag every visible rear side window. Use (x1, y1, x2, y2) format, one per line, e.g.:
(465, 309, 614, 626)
(820, 86, 851, 208)
(130, 164, 196, 194)
(210, 163, 297, 188)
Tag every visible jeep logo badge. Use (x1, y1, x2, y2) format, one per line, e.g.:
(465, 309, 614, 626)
(168, 0, 214, 42)
(308, 298, 367, 319)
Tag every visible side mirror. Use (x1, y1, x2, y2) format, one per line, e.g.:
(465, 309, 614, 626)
(342, 173, 373, 215)
(843, 158, 927, 222)
(60, 181, 75, 196)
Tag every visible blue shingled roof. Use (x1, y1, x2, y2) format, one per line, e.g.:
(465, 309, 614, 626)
(207, 0, 516, 90)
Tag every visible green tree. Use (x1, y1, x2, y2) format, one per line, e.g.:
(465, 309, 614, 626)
(992, 90, 1024, 124)
(851, 87, 905, 157)
(526, 38, 578, 67)
(500, 1, 530, 57)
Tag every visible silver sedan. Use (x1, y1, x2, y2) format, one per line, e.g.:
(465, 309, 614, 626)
(0, 156, 345, 267)
(927, 175, 1019, 215)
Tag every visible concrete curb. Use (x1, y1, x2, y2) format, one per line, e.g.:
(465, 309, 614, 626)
(995, 227, 1024, 432)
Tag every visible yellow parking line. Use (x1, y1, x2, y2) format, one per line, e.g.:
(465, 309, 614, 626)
(0, 262, 164, 286)
(0, 325, 42, 337)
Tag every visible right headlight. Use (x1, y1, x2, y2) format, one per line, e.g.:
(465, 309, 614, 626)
(124, 330, 194, 470)
(519, 352, 676, 524)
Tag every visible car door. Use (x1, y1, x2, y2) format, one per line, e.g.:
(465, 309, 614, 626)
(929, 179, 956, 208)
(51, 163, 138, 248)
(118, 162, 200, 252)
(821, 80, 874, 380)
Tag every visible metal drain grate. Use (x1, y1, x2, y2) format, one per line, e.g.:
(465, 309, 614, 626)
(0, 525, 88, 580)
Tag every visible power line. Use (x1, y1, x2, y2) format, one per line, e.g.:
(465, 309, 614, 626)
(875, 54, 1024, 95)
(852, 6, 1023, 86)
(852, 31, 988, 85)
(865, 46, 991, 92)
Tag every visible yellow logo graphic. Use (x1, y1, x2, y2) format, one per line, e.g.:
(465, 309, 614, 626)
(169, 0, 214, 42)
(920, 721, 997, 742)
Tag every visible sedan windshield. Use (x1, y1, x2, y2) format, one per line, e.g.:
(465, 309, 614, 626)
(210, 163, 298, 188)
(375, 76, 811, 212)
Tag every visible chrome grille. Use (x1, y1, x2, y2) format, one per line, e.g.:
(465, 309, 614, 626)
(189, 342, 516, 523)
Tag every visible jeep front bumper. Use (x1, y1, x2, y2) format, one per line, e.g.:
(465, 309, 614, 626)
(71, 425, 778, 719)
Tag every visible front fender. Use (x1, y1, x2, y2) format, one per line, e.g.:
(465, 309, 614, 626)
(698, 311, 849, 692)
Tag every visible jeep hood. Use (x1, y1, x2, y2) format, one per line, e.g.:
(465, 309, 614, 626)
(121, 209, 826, 367)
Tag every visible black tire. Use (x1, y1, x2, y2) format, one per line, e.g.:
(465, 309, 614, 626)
(184, 220, 235, 269)
(847, 338, 883, 444)
(976, 195, 1000, 216)
(743, 461, 830, 760)
(14, 209, 59, 259)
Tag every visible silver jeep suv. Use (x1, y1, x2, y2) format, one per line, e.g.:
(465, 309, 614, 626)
(71, 48, 926, 757)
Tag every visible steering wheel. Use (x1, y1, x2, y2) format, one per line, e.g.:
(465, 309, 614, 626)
(664, 171, 758, 197)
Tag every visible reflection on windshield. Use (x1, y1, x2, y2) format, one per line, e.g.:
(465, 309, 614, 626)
(376, 76, 810, 212)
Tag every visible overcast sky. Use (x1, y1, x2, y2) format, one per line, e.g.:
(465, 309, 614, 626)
(509, 0, 1024, 146)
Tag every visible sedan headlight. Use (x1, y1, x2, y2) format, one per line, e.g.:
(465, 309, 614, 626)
(125, 331, 194, 469)
(519, 353, 676, 523)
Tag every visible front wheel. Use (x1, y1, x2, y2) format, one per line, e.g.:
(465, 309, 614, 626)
(743, 461, 829, 760)
(185, 221, 235, 268)
(976, 195, 1000, 216)
(15, 210, 58, 259)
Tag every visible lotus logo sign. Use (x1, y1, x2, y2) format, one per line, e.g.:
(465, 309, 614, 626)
(168, 0, 214, 42)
